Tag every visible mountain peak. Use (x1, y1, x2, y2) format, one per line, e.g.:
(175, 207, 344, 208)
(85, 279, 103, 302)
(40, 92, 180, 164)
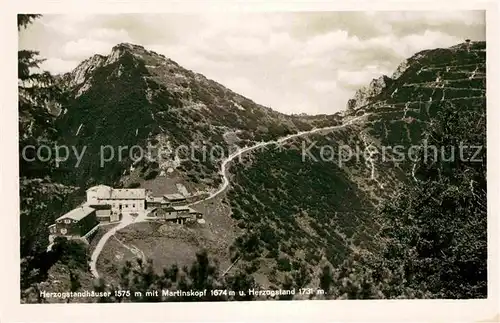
(107, 42, 170, 66)
(107, 43, 145, 64)
(62, 43, 152, 90)
(112, 42, 146, 52)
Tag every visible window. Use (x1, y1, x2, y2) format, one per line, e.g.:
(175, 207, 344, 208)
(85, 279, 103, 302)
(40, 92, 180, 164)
(133, 204, 136, 208)
(64, 219, 71, 224)
(60, 228, 67, 235)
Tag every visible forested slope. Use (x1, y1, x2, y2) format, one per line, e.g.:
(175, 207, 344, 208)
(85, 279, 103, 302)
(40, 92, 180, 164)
(224, 41, 487, 298)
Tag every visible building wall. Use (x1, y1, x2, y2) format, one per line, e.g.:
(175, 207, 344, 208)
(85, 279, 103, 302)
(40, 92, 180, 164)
(110, 212, 120, 222)
(165, 209, 189, 217)
(146, 201, 166, 209)
(101, 198, 145, 214)
(77, 211, 99, 235)
(53, 218, 81, 236)
(149, 208, 195, 224)
(86, 191, 99, 204)
(95, 209, 111, 222)
(86, 186, 112, 204)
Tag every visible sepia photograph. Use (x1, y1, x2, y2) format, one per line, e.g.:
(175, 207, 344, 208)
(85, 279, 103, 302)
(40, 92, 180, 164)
(17, 9, 488, 302)
(2, 1, 498, 321)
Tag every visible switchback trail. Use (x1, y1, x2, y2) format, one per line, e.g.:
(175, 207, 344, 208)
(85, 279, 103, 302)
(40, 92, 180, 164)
(89, 113, 370, 279)
(188, 113, 370, 206)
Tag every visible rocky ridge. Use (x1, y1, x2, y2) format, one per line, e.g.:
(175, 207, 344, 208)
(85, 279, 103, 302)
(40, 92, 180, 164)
(223, 40, 486, 289)
(55, 43, 341, 192)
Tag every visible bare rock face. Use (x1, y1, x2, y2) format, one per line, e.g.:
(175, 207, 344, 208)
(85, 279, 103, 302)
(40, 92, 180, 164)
(58, 54, 106, 96)
(347, 75, 393, 110)
(391, 59, 409, 80)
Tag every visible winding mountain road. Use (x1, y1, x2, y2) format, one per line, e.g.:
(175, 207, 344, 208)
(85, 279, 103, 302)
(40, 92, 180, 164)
(89, 113, 369, 279)
(189, 113, 370, 206)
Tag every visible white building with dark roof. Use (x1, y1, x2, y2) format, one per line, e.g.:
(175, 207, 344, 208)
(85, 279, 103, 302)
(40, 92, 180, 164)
(86, 185, 113, 203)
(86, 185, 146, 217)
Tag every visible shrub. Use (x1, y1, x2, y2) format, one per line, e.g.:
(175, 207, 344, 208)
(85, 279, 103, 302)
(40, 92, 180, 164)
(144, 170, 159, 180)
(231, 209, 242, 220)
(280, 244, 292, 255)
(277, 257, 292, 272)
(266, 248, 279, 259)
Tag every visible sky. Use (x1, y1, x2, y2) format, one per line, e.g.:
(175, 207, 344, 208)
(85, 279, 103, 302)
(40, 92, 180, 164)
(18, 11, 485, 115)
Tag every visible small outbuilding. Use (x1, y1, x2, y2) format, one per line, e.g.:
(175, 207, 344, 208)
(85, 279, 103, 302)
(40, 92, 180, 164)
(49, 206, 99, 239)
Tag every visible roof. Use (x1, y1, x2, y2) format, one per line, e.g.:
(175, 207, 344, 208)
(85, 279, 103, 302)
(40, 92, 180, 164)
(164, 193, 186, 201)
(172, 206, 190, 211)
(172, 206, 200, 214)
(152, 206, 200, 220)
(110, 188, 146, 199)
(86, 185, 113, 199)
(86, 185, 112, 192)
(187, 207, 202, 214)
(88, 204, 112, 210)
(86, 186, 146, 200)
(56, 206, 95, 221)
(147, 196, 166, 203)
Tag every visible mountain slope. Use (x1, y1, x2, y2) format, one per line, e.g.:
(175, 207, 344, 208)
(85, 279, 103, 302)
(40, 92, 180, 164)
(25, 40, 486, 301)
(55, 43, 341, 192)
(223, 40, 486, 294)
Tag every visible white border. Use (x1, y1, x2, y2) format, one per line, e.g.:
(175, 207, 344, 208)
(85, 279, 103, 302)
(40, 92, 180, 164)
(1, 1, 498, 322)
